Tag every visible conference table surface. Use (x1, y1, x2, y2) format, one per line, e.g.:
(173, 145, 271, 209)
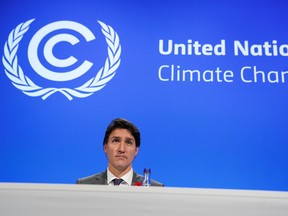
(0, 183, 287, 216)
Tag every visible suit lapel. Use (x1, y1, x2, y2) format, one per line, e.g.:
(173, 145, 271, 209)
(95, 170, 108, 184)
(132, 171, 143, 185)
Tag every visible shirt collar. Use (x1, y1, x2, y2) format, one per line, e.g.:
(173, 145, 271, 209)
(107, 168, 134, 186)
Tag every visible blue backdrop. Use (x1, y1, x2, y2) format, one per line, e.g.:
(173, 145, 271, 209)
(1, 0, 288, 191)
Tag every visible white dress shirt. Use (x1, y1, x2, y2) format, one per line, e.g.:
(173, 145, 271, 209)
(107, 168, 134, 186)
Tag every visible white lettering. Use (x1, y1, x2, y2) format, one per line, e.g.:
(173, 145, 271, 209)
(158, 65, 234, 82)
(159, 40, 173, 55)
(240, 66, 252, 82)
(234, 41, 249, 56)
(240, 66, 288, 83)
(159, 40, 226, 56)
(158, 65, 170, 81)
(234, 40, 288, 56)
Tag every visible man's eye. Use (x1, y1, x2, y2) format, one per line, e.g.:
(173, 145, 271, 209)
(112, 139, 119, 143)
(126, 140, 133, 145)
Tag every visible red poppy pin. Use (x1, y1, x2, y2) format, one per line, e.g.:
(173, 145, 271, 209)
(134, 182, 142, 186)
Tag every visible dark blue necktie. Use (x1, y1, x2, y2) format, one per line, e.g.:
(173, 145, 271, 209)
(113, 178, 123, 186)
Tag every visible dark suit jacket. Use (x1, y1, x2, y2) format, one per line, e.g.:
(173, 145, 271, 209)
(76, 170, 164, 186)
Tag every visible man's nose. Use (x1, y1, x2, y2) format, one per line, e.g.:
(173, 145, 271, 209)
(117, 141, 126, 152)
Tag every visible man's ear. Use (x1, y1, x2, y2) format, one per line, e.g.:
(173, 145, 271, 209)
(103, 144, 107, 154)
(135, 147, 139, 156)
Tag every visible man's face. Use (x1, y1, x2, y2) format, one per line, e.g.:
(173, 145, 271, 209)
(104, 128, 139, 174)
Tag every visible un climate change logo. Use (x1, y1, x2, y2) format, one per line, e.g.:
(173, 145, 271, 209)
(2, 19, 121, 100)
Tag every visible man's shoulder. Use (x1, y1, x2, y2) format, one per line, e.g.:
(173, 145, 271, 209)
(76, 171, 107, 185)
(150, 179, 165, 187)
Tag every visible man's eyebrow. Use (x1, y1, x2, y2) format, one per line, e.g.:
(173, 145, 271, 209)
(125, 137, 135, 142)
(110, 136, 134, 140)
(110, 136, 120, 139)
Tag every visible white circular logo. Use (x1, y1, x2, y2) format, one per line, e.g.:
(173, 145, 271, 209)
(2, 19, 121, 100)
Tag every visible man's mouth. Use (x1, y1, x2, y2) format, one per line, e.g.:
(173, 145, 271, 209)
(116, 155, 127, 159)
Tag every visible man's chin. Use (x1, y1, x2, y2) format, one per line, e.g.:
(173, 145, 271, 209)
(115, 163, 131, 172)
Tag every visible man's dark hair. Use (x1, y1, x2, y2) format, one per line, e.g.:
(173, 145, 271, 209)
(103, 118, 141, 147)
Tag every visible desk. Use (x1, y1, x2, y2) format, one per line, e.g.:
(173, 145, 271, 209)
(0, 183, 287, 216)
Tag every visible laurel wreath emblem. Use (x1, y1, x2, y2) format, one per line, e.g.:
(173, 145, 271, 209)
(2, 19, 121, 100)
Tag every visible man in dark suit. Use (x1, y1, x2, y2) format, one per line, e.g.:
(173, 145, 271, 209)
(76, 118, 163, 186)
